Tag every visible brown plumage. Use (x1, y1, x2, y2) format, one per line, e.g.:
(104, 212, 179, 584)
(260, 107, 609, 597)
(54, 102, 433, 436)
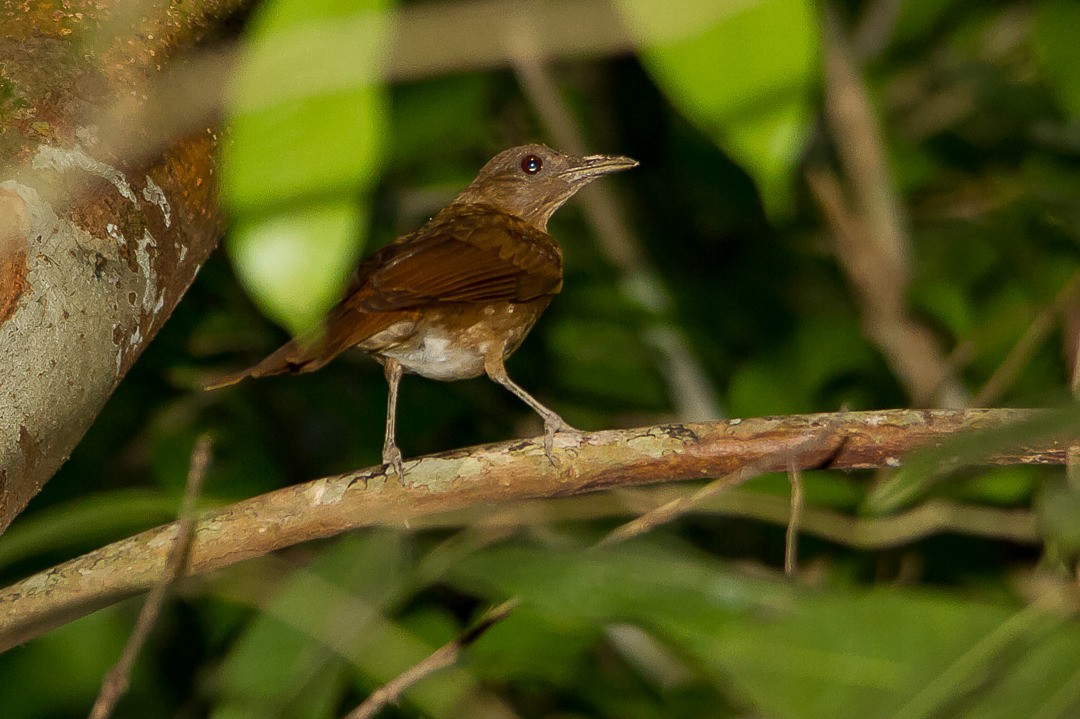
(206, 144, 637, 476)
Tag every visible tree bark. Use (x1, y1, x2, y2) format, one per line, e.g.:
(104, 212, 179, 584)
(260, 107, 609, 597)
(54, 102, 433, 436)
(0, 0, 235, 532)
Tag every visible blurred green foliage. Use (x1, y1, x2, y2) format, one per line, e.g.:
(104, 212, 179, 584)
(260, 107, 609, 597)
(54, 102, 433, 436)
(6, 0, 1080, 717)
(222, 0, 390, 334)
(619, 0, 818, 217)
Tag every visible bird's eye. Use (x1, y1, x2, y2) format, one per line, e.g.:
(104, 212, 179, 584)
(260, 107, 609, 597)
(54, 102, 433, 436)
(520, 154, 543, 175)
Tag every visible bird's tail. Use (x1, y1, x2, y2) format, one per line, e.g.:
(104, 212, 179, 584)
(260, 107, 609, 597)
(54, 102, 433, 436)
(202, 335, 332, 390)
(202, 307, 401, 391)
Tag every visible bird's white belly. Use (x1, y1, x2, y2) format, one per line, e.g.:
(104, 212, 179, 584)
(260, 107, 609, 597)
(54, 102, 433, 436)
(380, 329, 489, 381)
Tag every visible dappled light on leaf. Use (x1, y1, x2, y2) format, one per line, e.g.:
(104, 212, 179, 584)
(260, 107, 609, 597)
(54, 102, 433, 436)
(220, 0, 391, 334)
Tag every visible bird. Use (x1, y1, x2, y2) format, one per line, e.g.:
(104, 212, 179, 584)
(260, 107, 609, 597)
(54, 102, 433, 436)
(206, 144, 638, 477)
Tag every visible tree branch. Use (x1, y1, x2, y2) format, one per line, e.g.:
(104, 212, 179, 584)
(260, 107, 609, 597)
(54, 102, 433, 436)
(0, 408, 1066, 651)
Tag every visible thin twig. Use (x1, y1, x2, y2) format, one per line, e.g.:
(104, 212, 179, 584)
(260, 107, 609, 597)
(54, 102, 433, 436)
(851, 0, 905, 60)
(784, 462, 803, 576)
(822, 7, 910, 291)
(413, 487, 1040, 548)
(343, 598, 519, 719)
(596, 465, 761, 547)
(88, 435, 211, 719)
(975, 266, 1080, 406)
(416, 487, 1041, 549)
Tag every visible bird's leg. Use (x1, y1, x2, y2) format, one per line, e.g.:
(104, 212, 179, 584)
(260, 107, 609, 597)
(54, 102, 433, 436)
(382, 358, 405, 479)
(485, 354, 578, 462)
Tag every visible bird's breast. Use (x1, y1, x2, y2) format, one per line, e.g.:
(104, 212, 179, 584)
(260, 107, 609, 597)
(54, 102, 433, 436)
(360, 300, 549, 381)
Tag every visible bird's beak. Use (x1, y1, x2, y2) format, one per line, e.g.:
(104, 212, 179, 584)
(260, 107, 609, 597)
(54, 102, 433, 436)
(558, 154, 639, 183)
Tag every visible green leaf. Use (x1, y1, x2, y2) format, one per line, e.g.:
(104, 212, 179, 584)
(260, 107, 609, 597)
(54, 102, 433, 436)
(744, 470, 862, 511)
(727, 315, 872, 417)
(947, 466, 1038, 507)
(549, 317, 669, 410)
(208, 534, 484, 719)
(791, 315, 875, 394)
(0, 608, 134, 718)
(220, 0, 391, 334)
(891, 0, 959, 47)
(911, 280, 975, 336)
(226, 200, 367, 335)
(221, 0, 390, 211)
(449, 540, 1080, 719)
(617, 0, 818, 217)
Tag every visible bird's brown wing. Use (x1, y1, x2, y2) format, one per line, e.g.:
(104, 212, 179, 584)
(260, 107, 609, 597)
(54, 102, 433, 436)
(344, 204, 563, 312)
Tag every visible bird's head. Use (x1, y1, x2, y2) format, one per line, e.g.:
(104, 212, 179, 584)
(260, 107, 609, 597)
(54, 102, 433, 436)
(450, 144, 638, 230)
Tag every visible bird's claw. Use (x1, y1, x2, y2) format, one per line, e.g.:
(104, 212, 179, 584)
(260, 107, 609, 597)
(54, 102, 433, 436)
(383, 445, 405, 481)
(543, 417, 580, 466)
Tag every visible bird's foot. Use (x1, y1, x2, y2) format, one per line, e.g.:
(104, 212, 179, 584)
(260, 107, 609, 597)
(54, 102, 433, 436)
(383, 444, 405, 481)
(542, 416, 580, 465)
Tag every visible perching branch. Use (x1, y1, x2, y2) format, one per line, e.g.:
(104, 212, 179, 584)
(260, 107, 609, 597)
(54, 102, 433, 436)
(0, 408, 1068, 651)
